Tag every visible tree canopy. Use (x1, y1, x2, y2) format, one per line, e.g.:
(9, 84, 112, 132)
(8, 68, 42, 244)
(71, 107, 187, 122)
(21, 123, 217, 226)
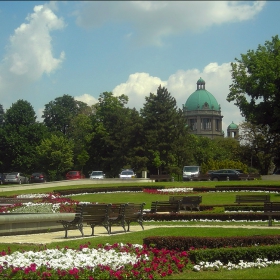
(228, 35, 280, 133)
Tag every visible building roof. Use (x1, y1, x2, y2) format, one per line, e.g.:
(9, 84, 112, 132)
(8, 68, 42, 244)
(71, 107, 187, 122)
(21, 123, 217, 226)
(184, 78, 220, 111)
(228, 121, 238, 129)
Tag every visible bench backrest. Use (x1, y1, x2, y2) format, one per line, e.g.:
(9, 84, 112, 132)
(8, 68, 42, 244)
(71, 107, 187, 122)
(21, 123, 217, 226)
(124, 203, 146, 219)
(181, 196, 202, 204)
(235, 195, 270, 203)
(82, 203, 112, 222)
(264, 202, 280, 212)
(169, 196, 185, 203)
(109, 203, 127, 218)
(151, 201, 181, 213)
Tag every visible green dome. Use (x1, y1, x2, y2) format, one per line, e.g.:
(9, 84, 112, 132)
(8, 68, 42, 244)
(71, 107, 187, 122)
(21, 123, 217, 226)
(228, 121, 238, 129)
(184, 78, 220, 111)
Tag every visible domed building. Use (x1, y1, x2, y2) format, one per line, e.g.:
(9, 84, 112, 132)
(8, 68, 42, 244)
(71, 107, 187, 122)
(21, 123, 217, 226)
(183, 78, 224, 139)
(227, 121, 239, 139)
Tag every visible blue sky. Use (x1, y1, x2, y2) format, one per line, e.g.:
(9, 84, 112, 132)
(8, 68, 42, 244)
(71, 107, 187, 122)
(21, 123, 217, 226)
(0, 1, 279, 130)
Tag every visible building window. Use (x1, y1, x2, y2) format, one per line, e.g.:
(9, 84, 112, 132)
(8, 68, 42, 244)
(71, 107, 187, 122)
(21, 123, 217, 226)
(189, 119, 197, 130)
(216, 119, 220, 131)
(201, 118, 211, 130)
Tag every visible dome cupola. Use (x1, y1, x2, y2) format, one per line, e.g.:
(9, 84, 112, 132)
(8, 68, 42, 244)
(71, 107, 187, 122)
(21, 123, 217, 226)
(184, 78, 220, 111)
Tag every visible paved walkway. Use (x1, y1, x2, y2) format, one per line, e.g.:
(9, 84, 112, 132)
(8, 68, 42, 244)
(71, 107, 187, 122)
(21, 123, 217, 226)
(0, 224, 279, 245)
(0, 225, 154, 244)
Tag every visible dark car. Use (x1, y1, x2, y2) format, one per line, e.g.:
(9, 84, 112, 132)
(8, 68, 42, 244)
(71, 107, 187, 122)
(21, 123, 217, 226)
(30, 172, 47, 183)
(66, 171, 85, 180)
(210, 169, 241, 181)
(0, 173, 6, 185)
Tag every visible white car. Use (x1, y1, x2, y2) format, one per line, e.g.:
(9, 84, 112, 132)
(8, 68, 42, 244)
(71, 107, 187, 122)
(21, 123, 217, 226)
(119, 169, 135, 179)
(90, 171, 105, 179)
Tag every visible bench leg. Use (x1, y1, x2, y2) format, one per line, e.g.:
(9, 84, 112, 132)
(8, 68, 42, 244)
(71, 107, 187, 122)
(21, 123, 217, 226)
(268, 216, 273, 227)
(90, 225, 95, 236)
(63, 223, 84, 238)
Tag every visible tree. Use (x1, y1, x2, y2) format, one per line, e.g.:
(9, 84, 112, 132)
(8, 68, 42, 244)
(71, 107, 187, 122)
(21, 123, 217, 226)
(42, 94, 89, 136)
(36, 134, 74, 180)
(228, 35, 280, 134)
(5, 99, 36, 127)
(68, 114, 94, 172)
(238, 122, 280, 174)
(2, 100, 48, 172)
(88, 92, 137, 177)
(140, 85, 188, 174)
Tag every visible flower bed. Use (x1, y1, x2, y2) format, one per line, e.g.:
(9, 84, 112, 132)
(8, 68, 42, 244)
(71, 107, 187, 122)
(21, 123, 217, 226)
(0, 243, 189, 279)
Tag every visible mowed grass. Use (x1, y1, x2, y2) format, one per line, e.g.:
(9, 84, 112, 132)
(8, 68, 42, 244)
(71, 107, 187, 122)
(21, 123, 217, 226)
(1, 180, 280, 278)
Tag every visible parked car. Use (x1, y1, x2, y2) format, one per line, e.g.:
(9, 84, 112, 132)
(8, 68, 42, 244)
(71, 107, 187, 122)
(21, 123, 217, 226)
(210, 169, 241, 181)
(119, 169, 135, 179)
(0, 173, 6, 185)
(90, 171, 105, 179)
(4, 172, 29, 184)
(66, 171, 85, 180)
(30, 172, 47, 183)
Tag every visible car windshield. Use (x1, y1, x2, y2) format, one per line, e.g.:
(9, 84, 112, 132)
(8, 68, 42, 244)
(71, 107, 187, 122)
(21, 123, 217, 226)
(91, 171, 103, 176)
(121, 171, 134, 175)
(183, 167, 199, 172)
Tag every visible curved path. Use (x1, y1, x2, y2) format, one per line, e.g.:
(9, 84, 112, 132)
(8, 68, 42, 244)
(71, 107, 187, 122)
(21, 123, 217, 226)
(0, 224, 279, 245)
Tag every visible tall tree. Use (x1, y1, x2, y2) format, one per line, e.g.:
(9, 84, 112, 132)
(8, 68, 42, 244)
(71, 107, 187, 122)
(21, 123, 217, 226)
(68, 113, 94, 172)
(228, 35, 280, 134)
(140, 85, 188, 174)
(89, 92, 139, 177)
(2, 100, 48, 172)
(42, 94, 89, 135)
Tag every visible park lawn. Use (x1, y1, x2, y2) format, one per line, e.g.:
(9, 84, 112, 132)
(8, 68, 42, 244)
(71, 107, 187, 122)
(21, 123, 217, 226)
(1, 180, 280, 279)
(65, 191, 280, 209)
(0, 227, 280, 279)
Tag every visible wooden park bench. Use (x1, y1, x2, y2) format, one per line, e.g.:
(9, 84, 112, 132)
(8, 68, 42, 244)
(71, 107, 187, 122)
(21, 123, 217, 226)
(57, 204, 84, 238)
(82, 203, 112, 236)
(150, 201, 181, 213)
(169, 196, 202, 211)
(181, 196, 202, 211)
(150, 174, 172, 182)
(107, 202, 146, 233)
(264, 202, 280, 226)
(124, 203, 146, 231)
(108, 203, 128, 234)
(235, 194, 270, 204)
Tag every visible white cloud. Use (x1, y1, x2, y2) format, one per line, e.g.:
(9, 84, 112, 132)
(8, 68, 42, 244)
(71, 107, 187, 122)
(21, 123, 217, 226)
(113, 72, 166, 104)
(0, 3, 65, 105)
(75, 93, 98, 106)
(74, 1, 265, 46)
(112, 62, 244, 134)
